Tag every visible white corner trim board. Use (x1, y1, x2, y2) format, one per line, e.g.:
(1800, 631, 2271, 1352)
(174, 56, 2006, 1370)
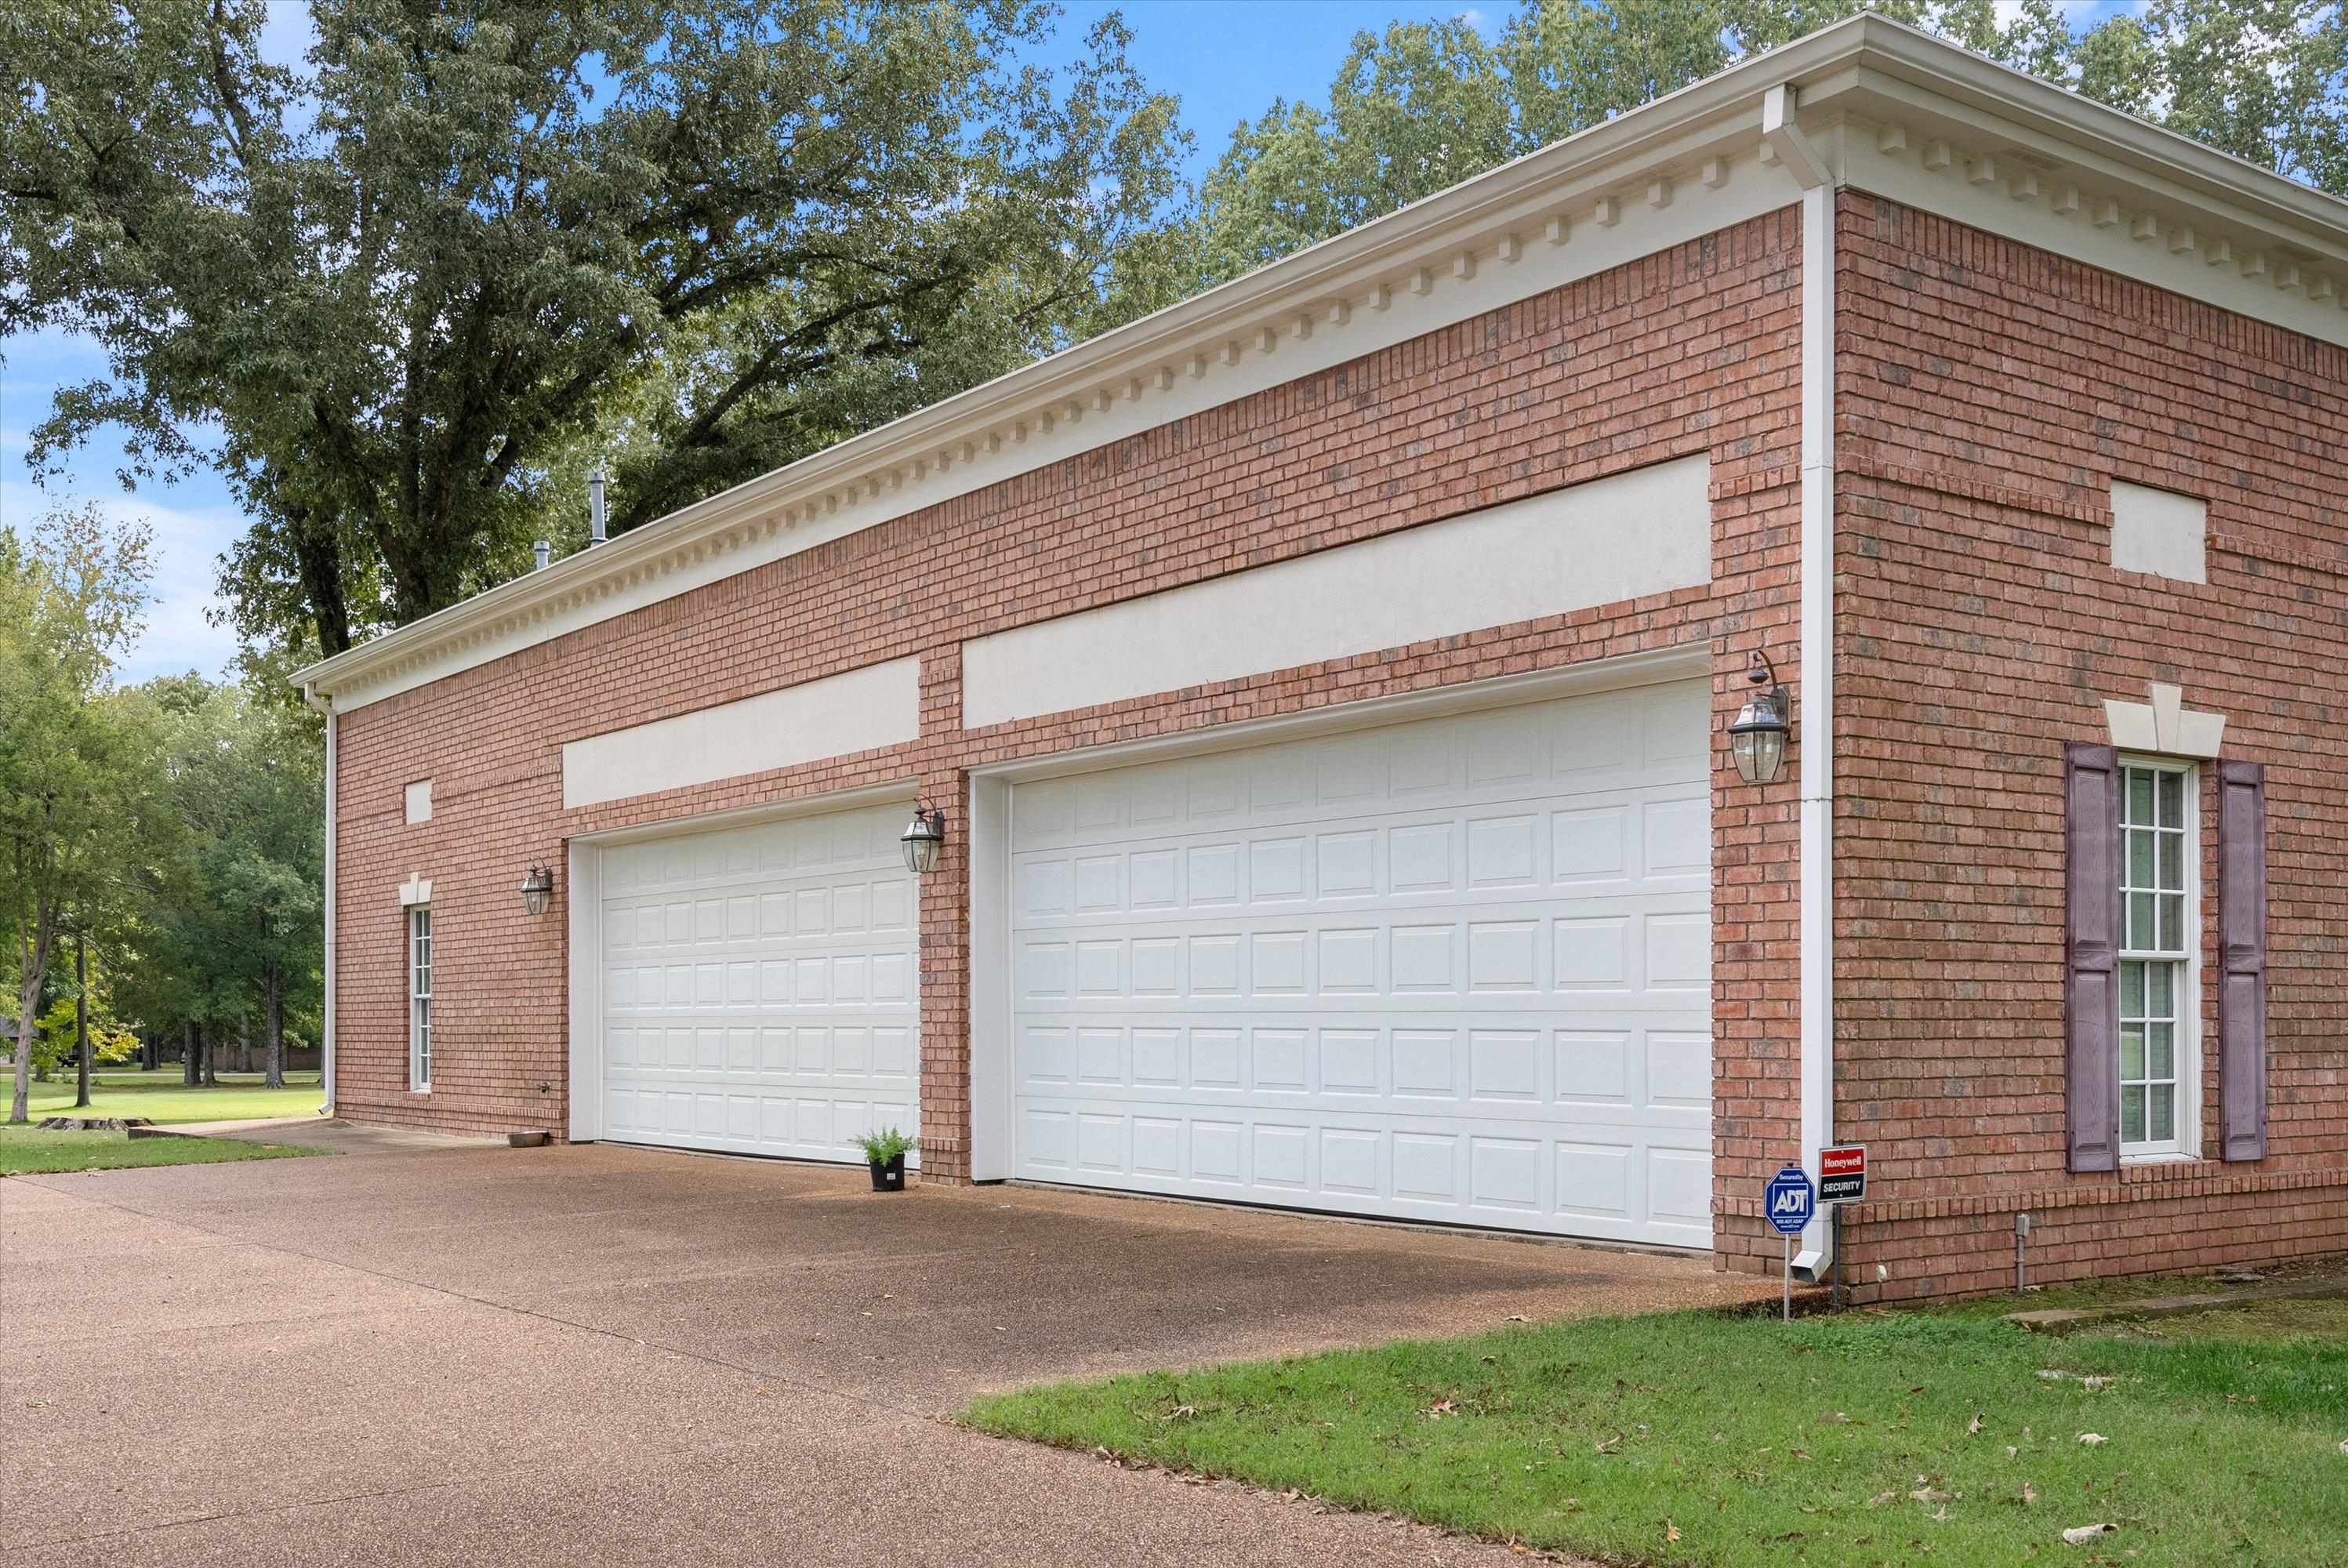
(2104, 681, 2226, 759)
(959, 456, 1710, 731)
(561, 656, 923, 811)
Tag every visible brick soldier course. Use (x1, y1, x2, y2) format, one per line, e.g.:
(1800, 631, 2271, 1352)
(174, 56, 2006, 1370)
(299, 18, 2348, 1301)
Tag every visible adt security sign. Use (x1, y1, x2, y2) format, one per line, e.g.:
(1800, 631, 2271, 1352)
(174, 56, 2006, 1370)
(1765, 1164, 1815, 1234)
(1764, 1164, 1815, 1322)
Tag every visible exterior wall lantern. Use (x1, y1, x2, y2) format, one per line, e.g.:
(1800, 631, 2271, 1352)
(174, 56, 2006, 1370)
(1728, 651, 1791, 786)
(519, 864, 555, 916)
(899, 804, 948, 875)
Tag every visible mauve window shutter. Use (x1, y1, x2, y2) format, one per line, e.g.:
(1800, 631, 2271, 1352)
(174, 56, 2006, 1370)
(2219, 760, 2269, 1162)
(2065, 742, 2122, 1174)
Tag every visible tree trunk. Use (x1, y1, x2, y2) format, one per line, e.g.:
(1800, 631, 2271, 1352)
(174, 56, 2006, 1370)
(13, 906, 60, 1123)
(236, 1014, 252, 1074)
(201, 1021, 217, 1086)
(263, 967, 285, 1091)
(71, 932, 90, 1109)
(183, 1021, 199, 1087)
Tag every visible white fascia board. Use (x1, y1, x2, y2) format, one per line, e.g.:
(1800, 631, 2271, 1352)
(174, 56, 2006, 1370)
(293, 13, 2348, 715)
(1824, 82, 2348, 349)
(560, 656, 921, 810)
(961, 456, 1710, 730)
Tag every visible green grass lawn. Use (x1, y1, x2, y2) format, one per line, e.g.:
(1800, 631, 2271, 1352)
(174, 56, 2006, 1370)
(964, 1294, 2348, 1566)
(16, 1074, 323, 1125)
(0, 1125, 319, 1174)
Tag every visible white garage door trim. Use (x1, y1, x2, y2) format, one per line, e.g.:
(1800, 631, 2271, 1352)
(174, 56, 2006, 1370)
(967, 648, 1712, 1247)
(567, 783, 919, 1160)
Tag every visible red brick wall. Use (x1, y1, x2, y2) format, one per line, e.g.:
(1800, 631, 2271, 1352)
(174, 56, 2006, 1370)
(1826, 191, 2348, 1300)
(332, 210, 1809, 1272)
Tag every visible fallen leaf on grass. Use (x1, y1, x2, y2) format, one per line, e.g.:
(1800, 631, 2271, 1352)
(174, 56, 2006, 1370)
(2077, 1433, 2108, 1446)
(2023, 1483, 2040, 1506)
(1594, 1435, 1622, 1454)
(1910, 1487, 1952, 1504)
(2339, 1440, 2348, 1456)
(2062, 1523, 2118, 1546)
(1156, 1404, 1200, 1422)
(1664, 1521, 1682, 1544)
(1426, 1399, 1457, 1420)
(1968, 1414, 1983, 1435)
(1867, 1490, 1900, 1508)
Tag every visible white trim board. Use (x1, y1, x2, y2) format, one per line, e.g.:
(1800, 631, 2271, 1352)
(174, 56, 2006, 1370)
(960, 456, 1711, 731)
(561, 656, 921, 810)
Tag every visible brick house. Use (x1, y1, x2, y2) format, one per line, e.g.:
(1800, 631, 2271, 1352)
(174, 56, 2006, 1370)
(296, 16, 2348, 1301)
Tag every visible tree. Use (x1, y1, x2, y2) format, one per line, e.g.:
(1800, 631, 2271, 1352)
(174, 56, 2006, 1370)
(1, 0, 1186, 659)
(102, 673, 324, 1094)
(0, 503, 165, 1123)
(1181, 0, 2348, 292)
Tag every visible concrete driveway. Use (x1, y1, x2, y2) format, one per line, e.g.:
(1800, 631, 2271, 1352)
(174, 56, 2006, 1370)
(5, 1127, 1769, 1566)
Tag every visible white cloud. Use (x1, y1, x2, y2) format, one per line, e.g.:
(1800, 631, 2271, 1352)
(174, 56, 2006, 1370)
(1455, 8, 1495, 41)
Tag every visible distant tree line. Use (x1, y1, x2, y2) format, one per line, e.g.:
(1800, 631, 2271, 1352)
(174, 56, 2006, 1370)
(2, 505, 321, 1122)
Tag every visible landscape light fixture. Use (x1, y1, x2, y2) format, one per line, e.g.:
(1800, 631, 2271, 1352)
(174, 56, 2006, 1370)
(1728, 650, 1791, 786)
(898, 804, 948, 875)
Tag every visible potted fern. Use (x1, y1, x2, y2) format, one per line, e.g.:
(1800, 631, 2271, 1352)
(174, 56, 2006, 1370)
(855, 1127, 915, 1192)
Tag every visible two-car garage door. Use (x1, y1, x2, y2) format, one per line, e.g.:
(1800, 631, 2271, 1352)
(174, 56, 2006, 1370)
(597, 803, 918, 1163)
(1007, 680, 1713, 1247)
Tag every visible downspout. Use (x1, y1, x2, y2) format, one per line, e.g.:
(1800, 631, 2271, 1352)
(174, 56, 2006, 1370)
(305, 684, 337, 1117)
(1763, 85, 1838, 1283)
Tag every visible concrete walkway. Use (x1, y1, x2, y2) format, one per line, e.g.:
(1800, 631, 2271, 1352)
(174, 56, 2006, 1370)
(4, 1138, 1770, 1566)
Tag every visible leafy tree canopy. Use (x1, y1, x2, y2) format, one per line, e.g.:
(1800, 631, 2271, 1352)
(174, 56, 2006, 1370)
(2, 0, 1187, 658)
(1184, 0, 2348, 293)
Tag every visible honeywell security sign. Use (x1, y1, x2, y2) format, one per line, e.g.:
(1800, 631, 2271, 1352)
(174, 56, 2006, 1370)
(1817, 1145, 1867, 1204)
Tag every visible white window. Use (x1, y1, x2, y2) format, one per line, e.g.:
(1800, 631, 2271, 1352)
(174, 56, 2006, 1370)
(408, 905, 433, 1091)
(2117, 760, 2194, 1156)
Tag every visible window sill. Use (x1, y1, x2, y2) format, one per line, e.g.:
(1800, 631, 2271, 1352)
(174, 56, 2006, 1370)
(2120, 1152, 2199, 1167)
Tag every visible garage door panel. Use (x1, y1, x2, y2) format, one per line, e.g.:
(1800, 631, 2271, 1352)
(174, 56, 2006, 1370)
(1011, 682, 1710, 1245)
(599, 801, 917, 1164)
(1015, 793, 1705, 918)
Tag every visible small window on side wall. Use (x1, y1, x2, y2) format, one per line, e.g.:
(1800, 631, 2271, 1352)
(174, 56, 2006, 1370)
(2110, 481, 2206, 584)
(408, 905, 433, 1091)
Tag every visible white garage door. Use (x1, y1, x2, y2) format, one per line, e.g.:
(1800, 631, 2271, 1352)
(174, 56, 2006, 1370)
(597, 801, 918, 1163)
(1009, 680, 1712, 1246)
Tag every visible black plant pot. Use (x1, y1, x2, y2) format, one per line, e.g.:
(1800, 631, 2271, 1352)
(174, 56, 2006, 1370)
(869, 1153, 906, 1192)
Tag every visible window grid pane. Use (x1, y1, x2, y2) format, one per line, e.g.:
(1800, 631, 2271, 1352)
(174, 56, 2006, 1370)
(409, 906, 433, 1090)
(2116, 763, 2190, 1154)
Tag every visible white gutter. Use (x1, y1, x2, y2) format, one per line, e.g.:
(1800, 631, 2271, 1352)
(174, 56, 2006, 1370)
(306, 688, 336, 1116)
(1764, 86, 1838, 1283)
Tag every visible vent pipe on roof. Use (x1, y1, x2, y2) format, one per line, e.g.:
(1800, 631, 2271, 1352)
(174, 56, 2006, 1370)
(588, 468, 608, 547)
(532, 539, 551, 572)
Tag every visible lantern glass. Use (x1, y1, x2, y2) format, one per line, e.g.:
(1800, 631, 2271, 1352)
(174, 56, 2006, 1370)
(520, 867, 554, 916)
(899, 809, 945, 875)
(1728, 695, 1789, 785)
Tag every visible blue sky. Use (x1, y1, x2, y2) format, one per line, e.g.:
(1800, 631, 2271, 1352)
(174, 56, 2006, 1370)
(1, 0, 2128, 683)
